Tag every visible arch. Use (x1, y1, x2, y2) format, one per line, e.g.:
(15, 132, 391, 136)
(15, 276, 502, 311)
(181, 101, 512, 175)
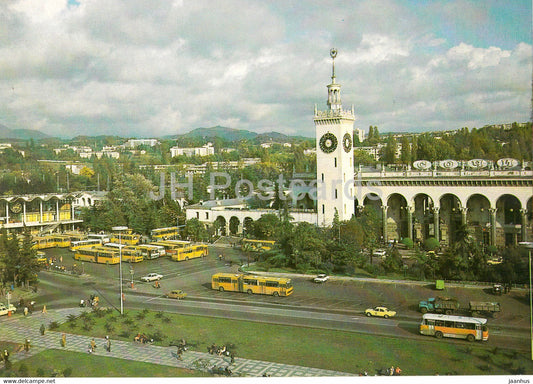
(439, 194, 462, 245)
(466, 194, 491, 247)
(386, 193, 408, 241)
(214, 216, 227, 236)
(243, 217, 254, 237)
(229, 216, 240, 236)
(495, 194, 522, 246)
(412, 193, 434, 244)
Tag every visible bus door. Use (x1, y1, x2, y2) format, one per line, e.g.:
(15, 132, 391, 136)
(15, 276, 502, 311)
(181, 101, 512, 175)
(237, 277, 243, 292)
(475, 324, 482, 340)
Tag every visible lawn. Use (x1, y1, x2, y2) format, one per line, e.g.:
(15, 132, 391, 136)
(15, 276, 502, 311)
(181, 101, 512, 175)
(38, 308, 533, 376)
(0, 348, 208, 377)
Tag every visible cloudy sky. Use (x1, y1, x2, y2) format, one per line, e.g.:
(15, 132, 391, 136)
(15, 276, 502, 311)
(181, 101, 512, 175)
(0, 0, 531, 138)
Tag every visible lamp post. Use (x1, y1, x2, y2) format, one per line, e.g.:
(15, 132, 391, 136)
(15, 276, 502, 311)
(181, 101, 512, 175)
(112, 226, 128, 315)
(519, 241, 533, 360)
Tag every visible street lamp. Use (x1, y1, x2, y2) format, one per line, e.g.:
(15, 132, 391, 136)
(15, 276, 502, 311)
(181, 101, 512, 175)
(519, 241, 533, 361)
(112, 226, 128, 315)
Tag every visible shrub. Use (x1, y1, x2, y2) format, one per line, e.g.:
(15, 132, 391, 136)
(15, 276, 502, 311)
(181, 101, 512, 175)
(401, 237, 414, 249)
(36, 368, 45, 376)
(424, 237, 440, 251)
(63, 367, 73, 377)
(49, 321, 60, 330)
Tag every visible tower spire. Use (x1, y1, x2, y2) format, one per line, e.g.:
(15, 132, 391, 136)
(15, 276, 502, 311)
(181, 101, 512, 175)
(330, 48, 337, 84)
(327, 48, 341, 111)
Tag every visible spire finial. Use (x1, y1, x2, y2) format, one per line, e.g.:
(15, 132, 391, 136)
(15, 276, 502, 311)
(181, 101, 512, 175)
(330, 48, 337, 83)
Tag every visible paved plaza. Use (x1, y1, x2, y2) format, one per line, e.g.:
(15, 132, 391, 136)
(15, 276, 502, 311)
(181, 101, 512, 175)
(0, 308, 353, 377)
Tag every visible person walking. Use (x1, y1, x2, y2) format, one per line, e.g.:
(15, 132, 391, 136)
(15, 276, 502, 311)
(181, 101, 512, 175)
(90, 338, 96, 353)
(106, 336, 111, 352)
(40, 324, 45, 335)
(41, 305, 47, 314)
(23, 307, 28, 316)
(24, 339, 30, 352)
(61, 333, 66, 348)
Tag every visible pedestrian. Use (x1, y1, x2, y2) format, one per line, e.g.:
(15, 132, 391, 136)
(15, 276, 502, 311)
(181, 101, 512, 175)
(106, 336, 111, 352)
(395, 366, 402, 376)
(90, 338, 96, 353)
(24, 339, 30, 352)
(230, 352, 235, 364)
(389, 365, 394, 376)
(23, 307, 28, 316)
(40, 323, 45, 335)
(41, 305, 47, 314)
(61, 333, 66, 348)
(3, 349, 9, 363)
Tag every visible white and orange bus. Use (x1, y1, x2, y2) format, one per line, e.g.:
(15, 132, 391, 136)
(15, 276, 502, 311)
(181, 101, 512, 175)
(419, 313, 488, 342)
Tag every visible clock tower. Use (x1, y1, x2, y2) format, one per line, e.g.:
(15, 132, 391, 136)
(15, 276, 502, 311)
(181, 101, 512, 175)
(314, 48, 355, 226)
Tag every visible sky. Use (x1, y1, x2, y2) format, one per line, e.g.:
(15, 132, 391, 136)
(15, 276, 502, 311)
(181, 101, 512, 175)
(0, 0, 531, 139)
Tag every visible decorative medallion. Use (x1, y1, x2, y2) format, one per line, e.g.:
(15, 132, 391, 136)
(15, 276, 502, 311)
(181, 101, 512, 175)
(319, 133, 338, 153)
(342, 133, 352, 152)
(11, 202, 22, 214)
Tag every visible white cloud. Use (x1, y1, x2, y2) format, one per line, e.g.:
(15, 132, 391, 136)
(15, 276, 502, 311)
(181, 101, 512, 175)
(0, 0, 530, 138)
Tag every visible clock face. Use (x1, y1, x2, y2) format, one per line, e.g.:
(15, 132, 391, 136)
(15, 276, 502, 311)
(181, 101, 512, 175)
(343, 133, 352, 152)
(319, 133, 338, 153)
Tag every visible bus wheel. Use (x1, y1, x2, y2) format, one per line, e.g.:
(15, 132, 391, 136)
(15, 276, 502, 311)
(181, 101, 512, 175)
(247, 289, 253, 295)
(466, 334, 475, 342)
(219, 287, 224, 292)
(273, 291, 279, 297)
(435, 331, 443, 339)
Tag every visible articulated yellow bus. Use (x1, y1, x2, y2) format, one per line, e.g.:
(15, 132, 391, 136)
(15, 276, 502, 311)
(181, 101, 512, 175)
(70, 239, 102, 251)
(133, 244, 166, 260)
(32, 236, 57, 249)
(110, 233, 141, 245)
(171, 244, 208, 262)
(50, 235, 70, 248)
(419, 314, 488, 342)
(211, 273, 293, 297)
(150, 226, 179, 240)
(241, 239, 276, 252)
(74, 247, 120, 265)
(150, 240, 191, 256)
(121, 246, 144, 263)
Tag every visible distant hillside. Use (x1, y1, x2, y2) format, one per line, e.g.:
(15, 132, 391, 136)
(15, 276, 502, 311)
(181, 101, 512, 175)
(0, 123, 51, 140)
(164, 126, 312, 143)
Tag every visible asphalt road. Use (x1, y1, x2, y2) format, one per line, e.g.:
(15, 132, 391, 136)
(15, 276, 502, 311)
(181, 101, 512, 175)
(29, 245, 531, 353)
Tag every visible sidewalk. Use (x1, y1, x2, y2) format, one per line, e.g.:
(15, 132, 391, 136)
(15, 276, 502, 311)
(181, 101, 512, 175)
(0, 309, 352, 377)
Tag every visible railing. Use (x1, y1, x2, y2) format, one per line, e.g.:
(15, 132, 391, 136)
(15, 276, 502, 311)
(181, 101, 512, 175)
(356, 169, 533, 179)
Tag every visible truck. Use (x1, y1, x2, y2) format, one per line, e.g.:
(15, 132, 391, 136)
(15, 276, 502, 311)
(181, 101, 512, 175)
(469, 301, 501, 317)
(419, 297, 460, 314)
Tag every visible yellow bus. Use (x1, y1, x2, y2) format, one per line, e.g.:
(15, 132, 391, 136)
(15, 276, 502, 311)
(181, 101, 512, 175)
(74, 247, 120, 265)
(70, 239, 102, 251)
(211, 273, 293, 297)
(35, 251, 47, 264)
(241, 239, 276, 252)
(133, 244, 166, 260)
(52, 235, 73, 248)
(150, 240, 191, 256)
(121, 246, 144, 263)
(171, 244, 208, 262)
(110, 233, 141, 245)
(150, 226, 179, 240)
(419, 314, 488, 342)
(32, 236, 57, 249)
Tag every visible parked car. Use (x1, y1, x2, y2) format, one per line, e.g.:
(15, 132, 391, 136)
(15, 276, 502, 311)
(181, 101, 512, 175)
(0, 303, 17, 316)
(373, 249, 387, 258)
(166, 290, 187, 300)
(141, 273, 163, 282)
(365, 306, 396, 318)
(313, 274, 329, 283)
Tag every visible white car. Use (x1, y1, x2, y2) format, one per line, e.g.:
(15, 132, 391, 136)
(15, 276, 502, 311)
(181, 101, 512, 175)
(141, 273, 163, 282)
(373, 249, 387, 258)
(0, 303, 17, 316)
(313, 274, 329, 283)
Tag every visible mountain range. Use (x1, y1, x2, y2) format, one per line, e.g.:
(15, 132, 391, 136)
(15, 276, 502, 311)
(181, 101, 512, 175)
(0, 123, 312, 142)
